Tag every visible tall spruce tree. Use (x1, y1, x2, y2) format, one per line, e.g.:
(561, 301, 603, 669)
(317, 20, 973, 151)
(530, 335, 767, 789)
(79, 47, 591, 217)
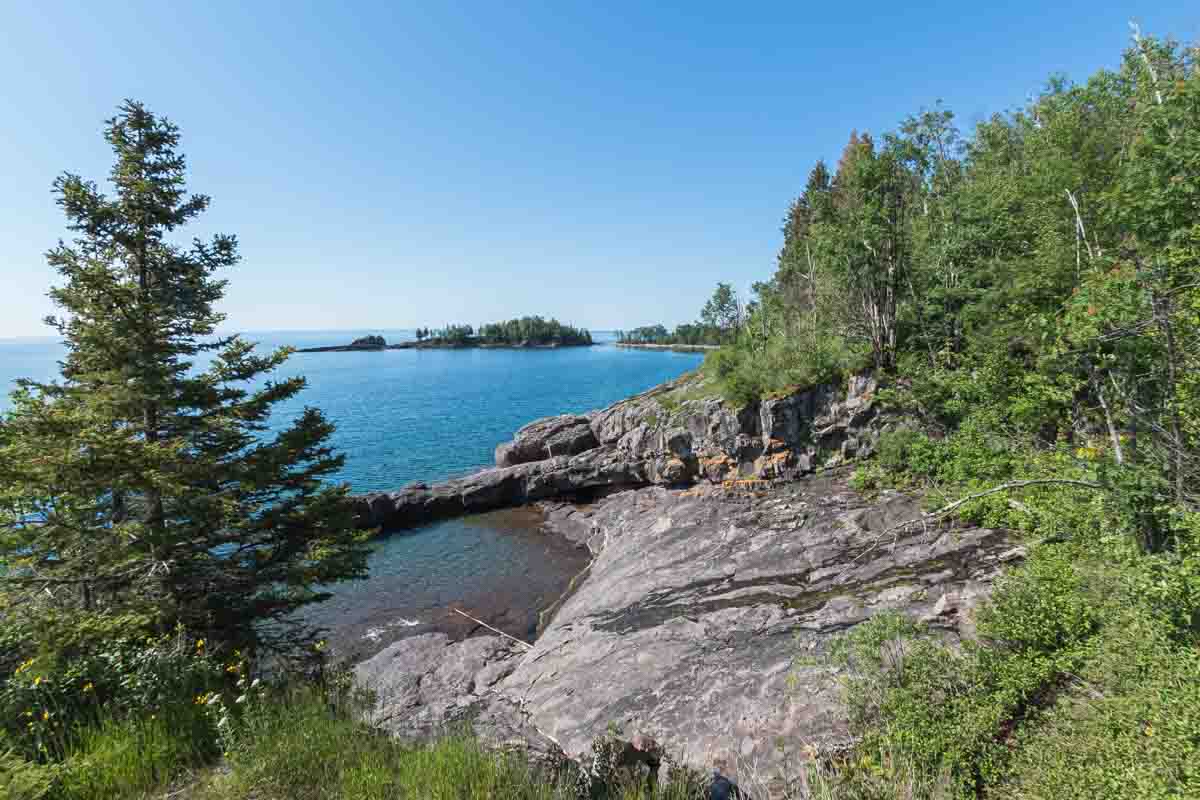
(0, 101, 368, 653)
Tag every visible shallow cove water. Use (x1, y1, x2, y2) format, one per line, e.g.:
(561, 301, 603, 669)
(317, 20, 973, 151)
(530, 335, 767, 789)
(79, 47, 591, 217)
(0, 330, 702, 658)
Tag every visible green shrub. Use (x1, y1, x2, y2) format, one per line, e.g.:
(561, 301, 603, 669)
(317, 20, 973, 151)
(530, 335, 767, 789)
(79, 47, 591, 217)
(701, 334, 861, 406)
(1, 624, 226, 762)
(822, 544, 1114, 798)
(203, 682, 566, 800)
(996, 612, 1200, 800)
(975, 547, 1097, 656)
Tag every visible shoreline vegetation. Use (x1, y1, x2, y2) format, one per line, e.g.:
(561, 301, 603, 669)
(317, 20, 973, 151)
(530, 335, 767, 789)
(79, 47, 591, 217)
(297, 317, 593, 352)
(615, 283, 741, 348)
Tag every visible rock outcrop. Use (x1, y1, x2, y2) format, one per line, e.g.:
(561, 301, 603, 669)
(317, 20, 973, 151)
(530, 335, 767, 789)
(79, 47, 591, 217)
(495, 415, 599, 468)
(354, 472, 1021, 787)
(354, 373, 885, 531)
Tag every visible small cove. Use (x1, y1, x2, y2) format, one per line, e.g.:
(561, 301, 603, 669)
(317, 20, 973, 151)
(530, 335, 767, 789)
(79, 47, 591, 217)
(0, 329, 702, 657)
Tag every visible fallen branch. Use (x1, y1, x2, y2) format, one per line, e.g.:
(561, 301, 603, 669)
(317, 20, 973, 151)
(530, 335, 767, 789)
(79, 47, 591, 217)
(842, 479, 1104, 575)
(893, 479, 1102, 533)
(451, 608, 532, 650)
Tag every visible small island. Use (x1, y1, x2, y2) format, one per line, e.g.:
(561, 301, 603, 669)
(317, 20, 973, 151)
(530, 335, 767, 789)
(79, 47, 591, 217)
(615, 325, 721, 352)
(614, 283, 737, 351)
(296, 316, 593, 353)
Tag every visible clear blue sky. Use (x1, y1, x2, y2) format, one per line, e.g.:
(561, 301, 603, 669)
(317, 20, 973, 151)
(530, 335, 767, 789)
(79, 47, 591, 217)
(1, 2, 1195, 338)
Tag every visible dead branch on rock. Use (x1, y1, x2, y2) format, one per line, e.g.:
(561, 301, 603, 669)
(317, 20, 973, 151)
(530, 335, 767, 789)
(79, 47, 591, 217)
(840, 479, 1104, 579)
(451, 608, 532, 650)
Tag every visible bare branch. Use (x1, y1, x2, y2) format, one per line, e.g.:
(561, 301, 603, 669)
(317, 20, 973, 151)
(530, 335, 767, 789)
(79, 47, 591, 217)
(451, 608, 532, 650)
(1129, 22, 1165, 107)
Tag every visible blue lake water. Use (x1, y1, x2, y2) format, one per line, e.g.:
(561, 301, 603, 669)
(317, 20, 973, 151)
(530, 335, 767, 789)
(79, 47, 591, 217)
(0, 330, 702, 657)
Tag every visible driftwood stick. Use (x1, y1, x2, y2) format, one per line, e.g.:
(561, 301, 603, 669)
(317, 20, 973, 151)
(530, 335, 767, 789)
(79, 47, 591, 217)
(841, 478, 1104, 576)
(451, 608, 532, 650)
(885, 479, 1103, 540)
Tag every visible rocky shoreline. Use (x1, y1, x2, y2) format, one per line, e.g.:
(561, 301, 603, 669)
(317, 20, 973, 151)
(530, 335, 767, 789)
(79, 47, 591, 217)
(352, 372, 879, 532)
(349, 371, 1021, 789)
(614, 342, 720, 352)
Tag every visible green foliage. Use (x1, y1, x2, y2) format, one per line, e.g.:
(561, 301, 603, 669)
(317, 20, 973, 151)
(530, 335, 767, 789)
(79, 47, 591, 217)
(702, 331, 860, 406)
(196, 680, 708, 800)
(826, 548, 1098, 797)
(818, 486, 1200, 799)
(0, 101, 370, 656)
(0, 747, 55, 800)
(0, 614, 226, 763)
(617, 283, 740, 347)
(617, 322, 724, 347)
(473, 317, 592, 346)
(52, 704, 216, 800)
(998, 612, 1200, 800)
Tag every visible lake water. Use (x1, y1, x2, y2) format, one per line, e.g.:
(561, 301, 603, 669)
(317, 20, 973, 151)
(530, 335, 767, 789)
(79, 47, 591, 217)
(0, 330, 703, 658)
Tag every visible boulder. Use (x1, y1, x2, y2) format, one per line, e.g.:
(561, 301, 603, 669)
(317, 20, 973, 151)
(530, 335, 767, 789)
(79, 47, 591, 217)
(355, 633, 565, 764)
(496, 415, 599, 467)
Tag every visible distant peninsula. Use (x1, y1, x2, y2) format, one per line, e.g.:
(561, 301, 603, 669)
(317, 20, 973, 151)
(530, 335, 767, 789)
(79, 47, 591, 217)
(296, 317, 594, 353)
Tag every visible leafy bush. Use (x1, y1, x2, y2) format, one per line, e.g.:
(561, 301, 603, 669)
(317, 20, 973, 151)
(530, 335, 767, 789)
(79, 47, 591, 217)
(816, 509, 1200, 800)
(702, 333, 861, 406)
(997, 612, 1200, 800)
(1, 621, 226, 762)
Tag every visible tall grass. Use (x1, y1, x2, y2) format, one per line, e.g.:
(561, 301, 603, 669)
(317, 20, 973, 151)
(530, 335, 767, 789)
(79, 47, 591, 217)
(198, 684, 571, 800)
(54, 705, 215, 800)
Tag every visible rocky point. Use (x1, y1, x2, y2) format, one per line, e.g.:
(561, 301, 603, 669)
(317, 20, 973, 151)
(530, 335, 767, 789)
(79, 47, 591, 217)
(352, 372, 1022, 789)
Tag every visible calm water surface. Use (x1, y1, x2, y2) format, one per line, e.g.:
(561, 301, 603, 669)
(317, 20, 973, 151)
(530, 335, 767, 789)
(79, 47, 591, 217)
(0, 330, 702, 656)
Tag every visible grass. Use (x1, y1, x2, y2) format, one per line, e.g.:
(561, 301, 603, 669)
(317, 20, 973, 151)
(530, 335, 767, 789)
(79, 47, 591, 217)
(194, 685, 560, 800)
(188, 686, 719, 800)
(0, 703, 216, 800)
(55, 708, 215, 800)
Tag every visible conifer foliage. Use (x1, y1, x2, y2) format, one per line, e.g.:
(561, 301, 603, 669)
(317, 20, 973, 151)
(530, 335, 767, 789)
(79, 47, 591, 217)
(0, 101, 368, 653)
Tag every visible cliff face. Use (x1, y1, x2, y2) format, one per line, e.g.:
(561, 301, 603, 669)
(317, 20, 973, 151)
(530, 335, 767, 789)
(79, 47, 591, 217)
(353, 374, 1021, 787)
(354, 372, 883, 530)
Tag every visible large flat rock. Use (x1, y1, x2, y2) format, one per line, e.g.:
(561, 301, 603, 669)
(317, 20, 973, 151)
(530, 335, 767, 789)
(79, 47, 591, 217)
(355, 473, 1019, 786)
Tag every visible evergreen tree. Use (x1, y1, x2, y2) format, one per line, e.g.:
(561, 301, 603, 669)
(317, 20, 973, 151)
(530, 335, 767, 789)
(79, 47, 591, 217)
(0, 101, 368, 653)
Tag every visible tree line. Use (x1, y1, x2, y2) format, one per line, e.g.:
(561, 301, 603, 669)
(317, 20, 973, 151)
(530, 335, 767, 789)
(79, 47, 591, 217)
(617, 282, 743, 345)
(415, 317, 592, 346)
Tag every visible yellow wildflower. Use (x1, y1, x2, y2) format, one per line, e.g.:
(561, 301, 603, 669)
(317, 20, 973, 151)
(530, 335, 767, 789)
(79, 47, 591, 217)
(195, 639, 205, 650)
(314, 640, 327, 652)
(82, 681, 94, 693)
(42, 711, 49, 721)
(226, 663, 240, 674)
(33, 676, 43, 687)
(14, 658, 35, 675)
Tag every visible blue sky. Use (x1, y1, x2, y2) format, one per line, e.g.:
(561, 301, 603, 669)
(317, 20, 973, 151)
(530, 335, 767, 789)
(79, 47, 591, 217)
(1, 2, 1195, 337)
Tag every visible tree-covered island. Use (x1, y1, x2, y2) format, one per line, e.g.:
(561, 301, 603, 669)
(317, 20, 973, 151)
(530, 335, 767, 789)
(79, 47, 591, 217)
(296, 317, 593, 352)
